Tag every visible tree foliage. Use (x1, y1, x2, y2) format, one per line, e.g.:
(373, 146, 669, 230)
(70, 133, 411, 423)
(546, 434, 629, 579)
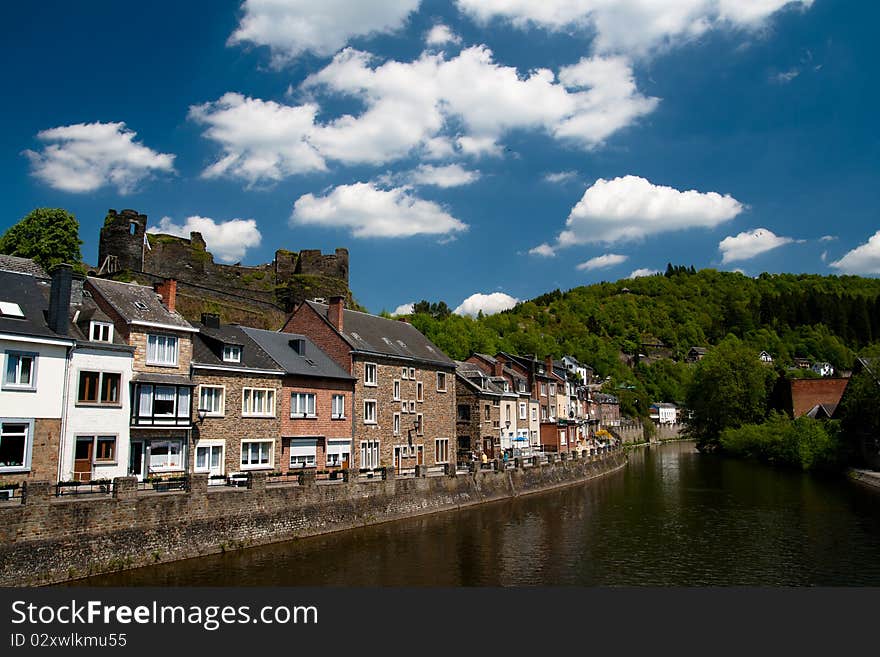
(0, 208, 83, 272)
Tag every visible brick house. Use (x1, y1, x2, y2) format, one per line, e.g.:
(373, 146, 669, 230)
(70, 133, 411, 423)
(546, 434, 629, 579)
(242, 326, 355, 473)
(190, 315, 284, 478)
(86, 277, 198, 479)
(282, 297, 456, 471)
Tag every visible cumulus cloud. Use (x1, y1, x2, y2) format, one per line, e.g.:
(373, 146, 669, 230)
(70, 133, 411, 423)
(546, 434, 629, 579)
(229, 0, 420, 63)
(426, 24, 461, 46)
(576, 253, 628, 270)
(544, 170, 578, 184)
(406, 163, 481, 187)
(149, 216, 262, 263)
(392, 302, 415, 315)
(829, 231, 880, 275)
(629, 268, 661, 278)
(718, 228, 796, 263)
(290, 182, 468, 238)
(555, 175, 743, 247)
(457, 1, 814, 58)
(529, 243, 556, 257)
(189, 93, 326, 186)
(453, 292, 520, 317)
(23, 121, 175, 193)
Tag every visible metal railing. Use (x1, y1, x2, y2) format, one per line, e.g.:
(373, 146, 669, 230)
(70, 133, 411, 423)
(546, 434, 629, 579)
(55, 480, 113, 497)
(136, 476, 187, 492)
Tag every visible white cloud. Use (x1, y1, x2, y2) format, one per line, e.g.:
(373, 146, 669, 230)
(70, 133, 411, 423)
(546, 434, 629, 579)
(576, 253, 628, 270)
(556, 175, 744, 247)
(457, 1, 814, 58)
(820, 250, 827, 263)
(544, 170, 578, 184)
(392, 302, 415, 315)
(628, 268, 660, 278)
(453, 292, 520, 316)
(407, 163, 481, 187)
(229, 0, 420, 62)
(189, 93, 326, 186)
(23, 121, 175, 193)
(425, 24, 461, 46)
(772, 69, 800, 83)
(718, 227, 795, 263)
(149, 216, 262, 263)
(829, 231, 880, 275)
(529, 243, 556, 257)
(290, 181, 468, 238)
(819, 235, 837, 242)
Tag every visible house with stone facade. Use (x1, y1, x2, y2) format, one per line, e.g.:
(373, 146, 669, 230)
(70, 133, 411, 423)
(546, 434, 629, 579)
(86, 277, 198, 480)
(242, 326, 355, 473)
(190, 315, 284, 478)
(281, 297, 456, 471)
(454, 361, 503, 461)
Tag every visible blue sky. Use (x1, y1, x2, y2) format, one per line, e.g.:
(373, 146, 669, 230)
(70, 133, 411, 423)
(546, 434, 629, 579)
(1, 0, 878, 315)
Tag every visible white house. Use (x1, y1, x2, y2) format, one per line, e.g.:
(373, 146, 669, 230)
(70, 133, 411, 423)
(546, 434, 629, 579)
(811, 362, 835, 377)
(759, 351, 774, 363)
(650, 403, 678, 424)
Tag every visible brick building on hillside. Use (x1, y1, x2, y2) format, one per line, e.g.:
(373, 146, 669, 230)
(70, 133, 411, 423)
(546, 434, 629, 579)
(773, 376, 850, 418)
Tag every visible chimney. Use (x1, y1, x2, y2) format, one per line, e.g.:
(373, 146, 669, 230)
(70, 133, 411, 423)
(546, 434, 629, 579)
(545, 355, 554, 376)
(154, 278, 177, 313)
(493, 355, 505, 377)
(48, 264, 73, 335)
(328, 295, 344, 332)
(201, 312, 220, 329)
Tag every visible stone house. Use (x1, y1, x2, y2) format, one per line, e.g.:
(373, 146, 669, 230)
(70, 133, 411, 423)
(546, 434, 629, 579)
(282, 297, 456, 471)
(86, 277, 198, 479)
(454, 361, 503, 461)
(242, 326, 355, 473)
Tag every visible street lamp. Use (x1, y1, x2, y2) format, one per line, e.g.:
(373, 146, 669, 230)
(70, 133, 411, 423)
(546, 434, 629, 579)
(505, 420, 511, 454)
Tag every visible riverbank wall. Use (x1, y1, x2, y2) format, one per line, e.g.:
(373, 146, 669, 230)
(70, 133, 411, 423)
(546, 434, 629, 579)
(0, 450, 625, 587)
(848, 468, 880, 492)
(613, 421, 685, 444)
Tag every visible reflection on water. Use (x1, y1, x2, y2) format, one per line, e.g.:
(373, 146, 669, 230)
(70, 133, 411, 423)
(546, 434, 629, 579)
(75, 442, 880, 586)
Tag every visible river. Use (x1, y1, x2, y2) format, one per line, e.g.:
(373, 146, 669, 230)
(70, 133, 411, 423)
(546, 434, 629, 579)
(74, 441, 880, 586)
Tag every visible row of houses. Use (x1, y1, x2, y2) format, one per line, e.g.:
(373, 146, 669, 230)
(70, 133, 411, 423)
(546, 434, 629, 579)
(0, 257, 621, 491)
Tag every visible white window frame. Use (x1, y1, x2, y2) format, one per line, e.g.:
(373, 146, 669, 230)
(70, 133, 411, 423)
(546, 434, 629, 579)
(198, 385, 225, 417)
(436, 371, 447, 392)
(409, 400, 416, 414)
(393, 412, 401, 436)
(519, 402, 527, 420)
(289, 438, 318, 469)
(146, 334, 179, 367)
(290, 392, 317, 418)
(363, 399, 377, 424)
(401, 400, 408, 414)
(331, 394, 345, 419)
(393, 379, 400, 401)
(401, 367, 408, 380)
(0, 419, 34, 472)
(416, 413, 424, 436)
(3, 351, 37, 391)
(416, 381, 424, 402)
(363, 362, 377, 387)
(89, 321, 114, 343)
(194, 442, 224, 474)
(222, 345, 242, 363)
(409, 367, 416, 380)
(360, 440, 380, 469)
(242, 387, 276, 417)
(540, 382, 547, 396)
(241, 439, 274, 470)
(550, 383, 556, 396)
(148, 439, 184, 473)
(435, 438, 449, 464)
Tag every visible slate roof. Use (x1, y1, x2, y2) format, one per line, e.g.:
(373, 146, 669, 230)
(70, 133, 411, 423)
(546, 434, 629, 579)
(455, 361, 504, 395)
(241, 326, 354, 381)
(592, 393, 620, 404)
(469, 353, 529, 386)
(86, 277, 193, 330)
(67, 292, 132, 349)
(303, 301, 454, 367)
(0, 254, 49, 279)
(0, 270, 69, 340)
(191, 323, 282, 372)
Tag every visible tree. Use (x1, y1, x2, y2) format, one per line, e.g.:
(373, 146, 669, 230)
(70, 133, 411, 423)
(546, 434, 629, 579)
(685, 335, 776, 452)
(0, 208, 83, 272)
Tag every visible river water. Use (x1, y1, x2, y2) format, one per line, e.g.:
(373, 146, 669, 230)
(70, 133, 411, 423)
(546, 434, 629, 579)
(76, 442, 880, 586)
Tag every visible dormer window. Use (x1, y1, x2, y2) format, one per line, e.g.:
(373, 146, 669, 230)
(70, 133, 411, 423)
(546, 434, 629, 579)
(0, 301, 24, 318)
(133, 301, 148, 311)
(222, 345, 241, 363)
(90, 321, 113, 343)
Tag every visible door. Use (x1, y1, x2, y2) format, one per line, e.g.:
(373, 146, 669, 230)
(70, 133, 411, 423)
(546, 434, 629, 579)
(482, 437, 494, 459)
(393, 446, 402, 470)
(73, 437, 93, 482)
(128, 440, 145, 480)
(417, 445, 424, 466)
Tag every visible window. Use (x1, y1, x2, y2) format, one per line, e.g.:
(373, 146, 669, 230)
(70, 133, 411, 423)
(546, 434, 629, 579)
(89, 321, 113, 342)
(541, 406, 548, 421)
(95, 436, 116, 462)
(435, 438, 449, 464)
(409, 367, 416, 380)
(364, 400, 377, 424)
(195, 445, 223, 473)
(540, 383, 547, 396)
(149, 439, 184, 472)
(291, 392, 317, 417)
(133, 384, 191, 425)
(485, 405, 490, 420)
(146, 334, 178, 366)
(436, 372, 447, 392)
(506, 406, 511, 422)
(393, 379, 400, 400)
(416, 413, 423, 435)
(364, 362, 377, 386)
(401, 367, 408, 380)
(360, 440, 380, 469)
(332, 394, 345, 419)
(243, 388, 275, 417)
(492, 398, 500, 407)
(222, 345, 241, 363)
(550, 405, 556, 419)
(393, 413, 401, 436)
(77, 371, 120, 405)
(241, 440, 273, 469)
(289, 438, 317, 469)
(531, 407, 537, 421)
(518, 381, 527, 393)
(409, 400, 415, 413)
(550, 383, 556, 396)
(4, 352, 36, 389)
(0, 420, 32, 472)
(198, 385, 224, 416)
(401, 400, 408, 414)
(0, 301, 24, 318)
(416, 381, 423, 402)
(457, 404, 471, 422)
(326, 440, 350, 467)
(519, 403, 527, 420)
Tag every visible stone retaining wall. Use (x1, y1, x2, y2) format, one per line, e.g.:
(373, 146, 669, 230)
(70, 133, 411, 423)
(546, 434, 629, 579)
(0, 451, 626, 587)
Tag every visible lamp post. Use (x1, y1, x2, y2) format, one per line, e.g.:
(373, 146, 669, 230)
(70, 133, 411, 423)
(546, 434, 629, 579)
(505, 420, 511, 455)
